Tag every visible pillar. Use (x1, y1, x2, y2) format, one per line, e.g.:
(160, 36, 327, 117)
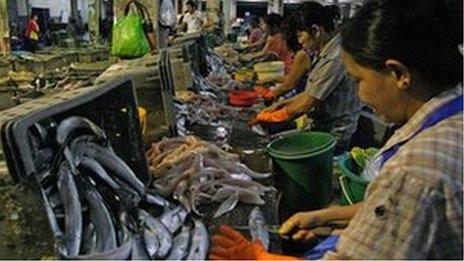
(0, 0, 10, 55)
(223, 0, 236, 35)
(205, 0, 220, 29)
(89, 0, 101, 45)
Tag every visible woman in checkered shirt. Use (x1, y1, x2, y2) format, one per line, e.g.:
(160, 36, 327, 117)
(210, 0, 463, 259)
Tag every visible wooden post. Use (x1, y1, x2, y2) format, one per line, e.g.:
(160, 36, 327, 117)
(89, 0, 101, 45)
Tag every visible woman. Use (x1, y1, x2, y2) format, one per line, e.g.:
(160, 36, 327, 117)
(254, 13, 318, 100)
(246, 16, 264, 45)
(211, 0, 463, 259)
(25, 14, 39, 53)
(251, 2, 361, 154)
(246, 13, 294, 74)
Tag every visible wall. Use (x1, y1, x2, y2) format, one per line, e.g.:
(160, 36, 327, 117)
(28, 0, 92, 22)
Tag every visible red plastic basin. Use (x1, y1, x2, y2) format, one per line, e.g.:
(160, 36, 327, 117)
(228, 90, 259, 107)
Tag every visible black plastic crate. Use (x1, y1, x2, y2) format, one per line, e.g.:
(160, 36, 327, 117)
(0, 78, 149, 184)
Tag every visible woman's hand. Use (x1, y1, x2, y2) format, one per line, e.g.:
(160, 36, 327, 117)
(279, 210, 326, 237)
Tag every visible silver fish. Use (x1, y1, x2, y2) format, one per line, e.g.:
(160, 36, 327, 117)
(145, 191, 170, 208)
(84, 189, 117, 252)
(131, 234, 151, 260)
(160, 206, 188, 234)
(56, 116, 107, 146)
(81, 223, 97, 255)
(57, 163, 82, 257)
(213, 192, 239, 218)
(117, 211, 134, 245)
(166, 225, 191, 260)
(139, 210, 173, 258)
(73, 142, 145, 195)
(249, 207, 270, 251)
(60, 238, 133, 260)
(143, 226, 160, 258)
(187, 219, 209, 260)
(79, 157, 120, 190)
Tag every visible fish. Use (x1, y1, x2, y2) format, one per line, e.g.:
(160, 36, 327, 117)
(166, 225, 191, 260)
(139, 210, 173, 258)
(117, 211, 134, 245)
(131, 234, 151, 260)
(83, 188, 117, 252)
(78, 157, 120, 190)
(81, 223, 97, 255)
(72, 142, 146, 196)
(186, 219, 209, 260)
(249, 207, 270, 251)
(145, 190, 170, 208)
(160, 206, 188, 234)
(143, 226, 160, 258)
(57, 162, 82, 257)
(60, 238, 133, 260)
(213, 192, 240, 218)
(56, 116, 107, 147)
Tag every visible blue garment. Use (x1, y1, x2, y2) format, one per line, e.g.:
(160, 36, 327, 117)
(381, 95, 463, 167)
(304, 235, 340, 260)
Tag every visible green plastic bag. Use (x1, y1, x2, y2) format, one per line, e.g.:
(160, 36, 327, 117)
(111, 13, 149, 58)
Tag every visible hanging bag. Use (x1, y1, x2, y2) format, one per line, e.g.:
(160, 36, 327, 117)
(111, 1, 150, 58)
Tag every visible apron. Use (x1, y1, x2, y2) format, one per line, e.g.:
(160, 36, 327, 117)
(304, 94, 463, 260)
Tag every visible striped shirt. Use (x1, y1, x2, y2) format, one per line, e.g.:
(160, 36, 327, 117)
(304, 34, 362, 151)
(324, 85, 463, 259)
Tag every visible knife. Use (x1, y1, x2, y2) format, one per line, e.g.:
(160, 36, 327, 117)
(232, 221, 348, 238)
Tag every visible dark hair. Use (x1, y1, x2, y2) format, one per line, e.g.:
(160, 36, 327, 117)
(250, 16, 260, 29)
(342, 0, 463, 91)
(282, 14, 302, 52)
(186, 0, 197, 9)
(325, 5, 341, 21)
(262, 13, 283, 36)
(293, 2, 337, 33)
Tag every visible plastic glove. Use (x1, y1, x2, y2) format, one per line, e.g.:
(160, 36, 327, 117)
(209, 226, 299, 260)
(254, 86, 275, 100)
(256, 108, 290, 123)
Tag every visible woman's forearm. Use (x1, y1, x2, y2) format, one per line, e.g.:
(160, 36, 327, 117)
(319, 203, 363, 222)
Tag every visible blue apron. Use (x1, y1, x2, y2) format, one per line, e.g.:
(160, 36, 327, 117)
(304, 94, 463, 260)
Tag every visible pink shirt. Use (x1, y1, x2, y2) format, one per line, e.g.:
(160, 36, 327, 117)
(249, 28, 264, 43)
(266, 34, 294, 74)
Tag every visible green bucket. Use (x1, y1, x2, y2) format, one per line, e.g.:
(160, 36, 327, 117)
(267, 131, 336, 218)
(338, 155, 369, 205)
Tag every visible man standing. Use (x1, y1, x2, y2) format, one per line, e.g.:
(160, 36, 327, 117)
(182, 0, 206, 34)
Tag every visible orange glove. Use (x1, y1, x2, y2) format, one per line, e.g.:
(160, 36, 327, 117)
(209, 226, 299, 260)
(254, 86, 275, 100)
(256, 108, 290, 123)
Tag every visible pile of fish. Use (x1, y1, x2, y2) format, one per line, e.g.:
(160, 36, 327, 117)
(37, 116, 208, 259)
(175, 90, 255, 127)
(147, 136, 274, 218)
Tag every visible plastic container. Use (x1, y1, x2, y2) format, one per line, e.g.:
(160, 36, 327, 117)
(338, 155, 369, 205)
(253, 61, 285, 72)
(234, 69, 254, 82)
(267, 131, 336, 218)
(228, 90, 259, 107)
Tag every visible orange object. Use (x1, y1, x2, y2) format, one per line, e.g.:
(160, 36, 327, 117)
(256, 108, 290, 122)
(254, 86, 275, 100)
(229, 90, 259, 107)
(137, 107, 147, 133)
(209, 226, 299, 260)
